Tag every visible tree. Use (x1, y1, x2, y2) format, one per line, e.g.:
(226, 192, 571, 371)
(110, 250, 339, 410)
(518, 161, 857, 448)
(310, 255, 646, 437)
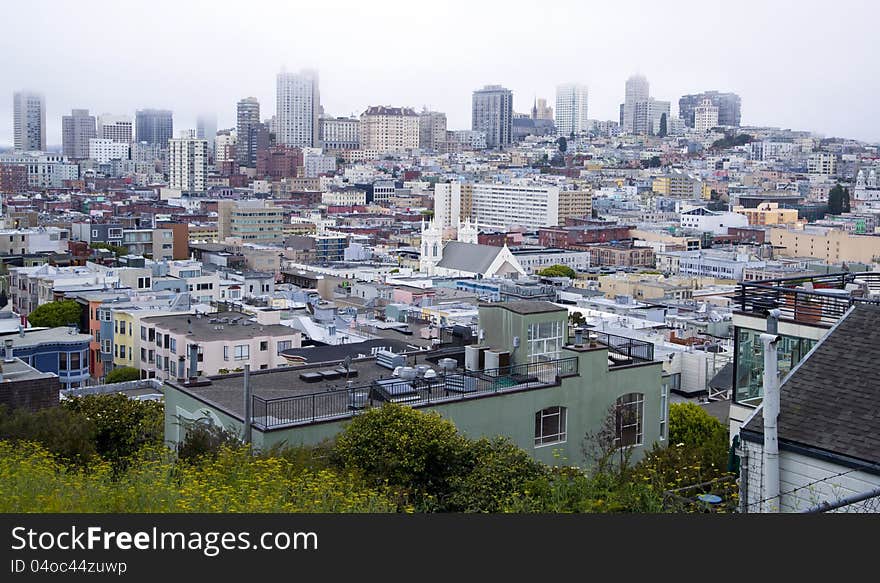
(538, 264, 577, 278)
(89, 242, 128, 257)
(658, 113, 668, 138)
(27, 300, 82, 328)
(557, 136, 568, 154)
(103, 366, 141, 384)
(569, 311, 586, 327)
(827, 183, 851, 215)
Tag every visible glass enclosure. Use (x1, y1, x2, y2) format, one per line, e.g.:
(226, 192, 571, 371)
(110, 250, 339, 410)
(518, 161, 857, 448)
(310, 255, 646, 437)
(734, 327, 816, 406)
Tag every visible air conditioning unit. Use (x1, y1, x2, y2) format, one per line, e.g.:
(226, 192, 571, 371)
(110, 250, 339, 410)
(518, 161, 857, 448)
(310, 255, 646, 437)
(465, 345, 488, 372)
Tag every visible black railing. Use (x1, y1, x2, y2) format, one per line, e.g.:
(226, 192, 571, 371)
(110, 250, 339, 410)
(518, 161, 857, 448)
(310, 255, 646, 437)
(593, 331, 655, 364)
(736, 272, 880, 328)
(251, 357, 579, 430)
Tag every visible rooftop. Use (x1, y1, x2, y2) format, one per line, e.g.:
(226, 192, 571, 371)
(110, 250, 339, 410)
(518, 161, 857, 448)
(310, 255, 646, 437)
(481, 300, 567, 315)
(142, 312, 299, 341)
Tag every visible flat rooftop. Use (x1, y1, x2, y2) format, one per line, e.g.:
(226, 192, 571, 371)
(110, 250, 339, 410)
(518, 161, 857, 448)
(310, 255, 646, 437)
(142, 311, 298, 341)
(480, 300, 567, 315)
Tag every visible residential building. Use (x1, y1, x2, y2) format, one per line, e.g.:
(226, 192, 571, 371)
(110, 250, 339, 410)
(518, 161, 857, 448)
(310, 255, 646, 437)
(557, 188, 593, 221)
(770, 226, 880, 264)
(658, 249, 765, 281)
(13, 91, 45, 151)
(196, 114, 217, 158)
(633, 98, 670, 136)
(511, 248, 591, 274)
(135, 109, 173, 147)
(7, 327, 92, 390)
(303, 152, 335, 177)
(0, 152, 78, 189)
(256, 145, 302, 180)
(434, 182, 462, 228)
(418, 110, 447, 152)
(694, 98, 719, 133)
(276, 69, 320, 147)
(679, 206, 749, 235)
(653, 171, 703, 198)
(472, 85, 513, 148)
(97, 114, 133, 143)
(214, 130, 237, 165)
(88, 139, 130, 163)
(0, 356, 59, 412)
(679, 91, 741, 128)
(168, 133, 208, 193)
(738, 304, 880, 513)
(0, 227, 69, 256)
(733, 202, 799, 226)
(359, 106, 419, 154)
(163, 300, 665, 467)
(555, 83, 589, 136)
(319, 116, 359, 150)
(470, 182, 560, 230)
(808, 152, 836, 176)
(448, 130, 487, 150)
(236, 97, 261, 168)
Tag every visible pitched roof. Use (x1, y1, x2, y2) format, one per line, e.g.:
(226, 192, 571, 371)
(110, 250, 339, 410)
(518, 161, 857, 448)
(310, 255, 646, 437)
(742, 304, 880, 466)
(436, 241, 503, 274)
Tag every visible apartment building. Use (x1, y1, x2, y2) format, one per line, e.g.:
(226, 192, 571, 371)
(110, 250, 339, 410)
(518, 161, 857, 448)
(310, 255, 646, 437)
(470, 182, 560, 230)
(217, 200, 285, 244)
(359, 106, 419, 154)
(770, 226, 880, 264)
(733, 202, 799, 226)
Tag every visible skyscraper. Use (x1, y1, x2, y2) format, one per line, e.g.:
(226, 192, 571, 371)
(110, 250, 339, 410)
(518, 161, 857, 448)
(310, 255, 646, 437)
(555, 83, 589, 136)
(62, 109, 97, 159)
(236, 97, 261, 167)
(678, 91, 741, 128)
(13, 91, 45, 151)
(97, 114, 133, 143)
(135, 109, 173, 147)
(694, 99, 720, 133)
(472, 85, 513, 149)
(196, 113, 217, 158)
(623, 75, 650, 134)
(633, 99, 670, 136)
(276, 69, 320, 148)
(168, 131, 208, 193)
(419, 109, 447, 152)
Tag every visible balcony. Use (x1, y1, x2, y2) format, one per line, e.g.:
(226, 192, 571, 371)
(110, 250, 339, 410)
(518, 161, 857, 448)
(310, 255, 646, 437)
(735, 272, 880, 328)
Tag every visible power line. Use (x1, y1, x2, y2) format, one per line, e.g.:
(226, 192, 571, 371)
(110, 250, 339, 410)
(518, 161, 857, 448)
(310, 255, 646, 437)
(744, 467, 860, 512)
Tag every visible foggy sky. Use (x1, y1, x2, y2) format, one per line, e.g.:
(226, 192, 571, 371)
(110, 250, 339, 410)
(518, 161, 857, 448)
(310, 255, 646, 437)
(2, 0, 879, 147)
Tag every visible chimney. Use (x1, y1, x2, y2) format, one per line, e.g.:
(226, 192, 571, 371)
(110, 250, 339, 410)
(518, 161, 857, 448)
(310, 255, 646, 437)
(188, 343, 199, 381)
(761, 308, 782, 512)
(4, 338, 13, 363)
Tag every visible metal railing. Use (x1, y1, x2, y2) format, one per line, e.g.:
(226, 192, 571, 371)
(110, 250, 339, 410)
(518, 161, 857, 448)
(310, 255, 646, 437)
(251, 357, 579, 430)
(735, 272, 880, 328)
(592, 331, 655, 364)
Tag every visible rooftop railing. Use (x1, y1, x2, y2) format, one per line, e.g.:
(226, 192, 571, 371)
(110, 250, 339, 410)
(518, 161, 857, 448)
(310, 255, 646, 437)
(735, 272, 880, 328)
(251, 356, 579, 430)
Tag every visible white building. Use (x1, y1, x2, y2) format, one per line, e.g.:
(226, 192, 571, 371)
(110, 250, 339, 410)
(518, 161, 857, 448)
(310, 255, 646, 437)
(694, 98, 719, 133)
(679, 206, 749, 235)
(470, 182, 560, 230)
(0, 151, 78, 188)
(623, 75, 649, 134)
(808, 152, 837, 176)
(633, 98, 670, 136)
(97, 114, 133, 143)
(448, 130, 487, 150)
(555, 83, 589, 136)
(657, 249, 765, 281)
(214, 131, 237, 164)
(433, 182, 462, 228)
(276, 69, 320, 147)
(418, 110, 447, 152)
(89, 138, 130, 163)
(322, 189, 366, 206)
(303, 153, 336, 177)
(13, 91, 45, 152)
(168, 133, 208, 193)
(319, 116, 359, 150)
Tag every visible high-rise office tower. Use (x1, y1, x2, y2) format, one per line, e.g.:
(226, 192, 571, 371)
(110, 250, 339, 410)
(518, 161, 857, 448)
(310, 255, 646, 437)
(633, 99, 670, 136)
(472, 85, 513, 149)
(13, 91, 45, 151)
(555, 83, 589, 136)
(623, 75, 650, 134)
(236, 97, 260, 167)
(276, 69, 320, 147)
(678, 91, 741, 128)
(135, 109, 173, 147)
(168, 132, 208, 193)
(196, 113, 217, 158)
(97, 114, 133, 143)
(62, 109, 97, 159)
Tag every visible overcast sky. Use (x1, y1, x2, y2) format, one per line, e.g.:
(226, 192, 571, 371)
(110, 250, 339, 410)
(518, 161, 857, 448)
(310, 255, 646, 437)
(2, 0, 878, 147)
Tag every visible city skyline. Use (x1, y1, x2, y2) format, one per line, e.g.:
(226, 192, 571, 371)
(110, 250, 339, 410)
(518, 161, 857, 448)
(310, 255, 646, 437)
(1, 0, 879, 146)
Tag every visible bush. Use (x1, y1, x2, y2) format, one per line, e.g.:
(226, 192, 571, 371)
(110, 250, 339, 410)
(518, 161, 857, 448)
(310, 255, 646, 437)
(104, 366, 141, 384)
(61, 394, 164, 468)
(537, 264, 577, 279)
(0, 405, 97, 466)
(332, 404, 470, 507)
(445, 437, 547, 512)
(506, 469, 664, 513)
(176, 421, 241, 463)
(26, 300, 82, 328)
(668, 403, 728, 454)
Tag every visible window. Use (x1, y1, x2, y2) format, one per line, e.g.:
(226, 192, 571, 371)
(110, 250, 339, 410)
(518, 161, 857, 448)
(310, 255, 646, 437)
(534, 406, 567, 447)
(527, 320, 563, 362)
(70, 351, 80, 370)
(140, 327, 146, 341)
(138, 277, 151, 289)
(223, 345, 229, 361)
(170, 338, 177, 354)
(260, 341, 268, 351)
(234, 344, 249, 360)
(102, 339, 111, 354)
(59, 353, 68, 371)
(659, 382, 669, 441)
(615, 393, 644, 448)
(277, 340, 292, 355)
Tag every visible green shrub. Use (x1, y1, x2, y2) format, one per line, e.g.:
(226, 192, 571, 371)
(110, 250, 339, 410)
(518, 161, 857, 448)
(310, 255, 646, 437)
(104, 366, 141, 384)
(176, 421, 241, 463)
(26, 300, 82, 328)
(0, 405, 97, 466)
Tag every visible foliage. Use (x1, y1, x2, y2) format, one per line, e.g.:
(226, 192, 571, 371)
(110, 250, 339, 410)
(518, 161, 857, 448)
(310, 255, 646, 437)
(0, 405, 97, 466)
(176, 420, 242, 463)
(827, 184, 851, 215)
(445, 437, 547, 512)
(658, 113, 668, 138)
(557, 136, 567, 154)
(26, 300, 82, 328)
(569, 311, 586, 327)
(641, 155, 662, 168)
(89, 242, 129, 257)
(332, 404, 470, 508)
(103, 366, 141, 384)
(538, 264, 577, 278)
(61, 394, 164, 469)
(711, 133, 752, 150)
(0, 441, 395, 513)
(506, 468, 664, 513)
(668, 402, 728, 456)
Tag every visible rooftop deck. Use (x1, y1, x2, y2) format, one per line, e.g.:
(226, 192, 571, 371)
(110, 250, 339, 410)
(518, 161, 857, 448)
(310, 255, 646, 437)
(735, 272, 880, 328)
